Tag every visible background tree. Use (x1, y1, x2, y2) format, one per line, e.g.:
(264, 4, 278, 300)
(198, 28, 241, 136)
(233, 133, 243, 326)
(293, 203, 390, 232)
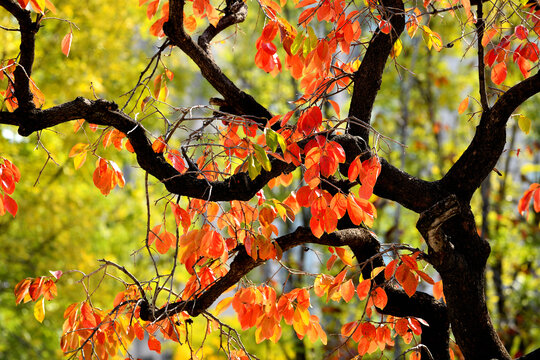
(1, 0, 539, 359)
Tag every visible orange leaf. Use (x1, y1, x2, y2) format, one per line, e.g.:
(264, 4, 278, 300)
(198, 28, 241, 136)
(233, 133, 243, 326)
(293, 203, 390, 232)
(61, 32, 73, 57)
(152, 136, 166, 153)
(433, 280, 444, 300)
(458, 96, 469, 114)
(416, 270, 435, 285)
(356, 278, 371, 300)
(214, 296, 233, 315)
(371, 287, 387, 310)
(385, 259, 398, 280)
(341, 279, 355, 303)
(14, 278, 32, 304)
(341, 321, 358, 337)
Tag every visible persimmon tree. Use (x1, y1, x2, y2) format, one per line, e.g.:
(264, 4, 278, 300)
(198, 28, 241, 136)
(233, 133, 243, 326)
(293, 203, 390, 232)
(1, 0, 539, 359)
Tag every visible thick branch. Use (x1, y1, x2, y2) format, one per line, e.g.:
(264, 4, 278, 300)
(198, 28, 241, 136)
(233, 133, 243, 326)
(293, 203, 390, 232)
(0, 98, 290, 201)
(441, 71, 540, 200)
(1, 0, 38, 109)
(164, 0, 272, 122)
(144, 227, 375, 319)
(347, 0, 405, 141)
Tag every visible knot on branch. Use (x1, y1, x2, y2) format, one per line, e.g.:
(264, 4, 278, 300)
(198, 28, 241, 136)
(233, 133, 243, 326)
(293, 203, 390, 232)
(416, 195, 460, 255)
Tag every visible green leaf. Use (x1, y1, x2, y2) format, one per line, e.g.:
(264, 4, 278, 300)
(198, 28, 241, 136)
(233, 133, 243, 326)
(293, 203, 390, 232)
(291, 33, 305, 55)
(518, 115, 531, 134)
(253, 144, 272, 172)
(265, 128, 278, 152)
(247, 154, 261, 180)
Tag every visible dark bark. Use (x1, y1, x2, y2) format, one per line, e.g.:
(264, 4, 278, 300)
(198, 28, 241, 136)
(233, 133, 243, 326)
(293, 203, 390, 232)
(347, 0, 405, 142)
(417, 196, 511, 359)
(0, 0, 39, 109)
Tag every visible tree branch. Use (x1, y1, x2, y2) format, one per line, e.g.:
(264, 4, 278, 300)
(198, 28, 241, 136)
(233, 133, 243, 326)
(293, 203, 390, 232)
(347, 0, 405, 141)
(197, 0, 248, 53)
(0, 98, 291, 201)
(441, 71, 540, 200)
(475, 3, 489, 111)
(164, 0, 272, 123)
(1, 0, 38, 109)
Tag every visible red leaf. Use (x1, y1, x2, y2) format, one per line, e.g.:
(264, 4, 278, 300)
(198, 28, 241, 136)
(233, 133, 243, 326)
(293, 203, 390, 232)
(384, 259, 398, 280)
(518, 183, 540, 218)
(379, 20, 392, 34)
(61, 32, 73, 57)
(491, 62, 507, 85)
(514, 25, 529, 40)
(3, 193, 18, 217)
(148, 334, 161, 353)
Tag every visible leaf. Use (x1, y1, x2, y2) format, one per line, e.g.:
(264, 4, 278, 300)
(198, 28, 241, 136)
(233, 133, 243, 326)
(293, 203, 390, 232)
(61, 32, 73, 57)
(433, 280, 444, 300)
(385, 259, 398, 280)
(34, 297, 45, 323)
(458, 96, 469, 114)
(340, 279, 355, 303)
(3, 194, 18, 217)
(152, 136, 166, 153)
(517, 115, 531, 134)
(214, 296, 233, 315)
(514, 25, 529, 40)
(356, 278, 371, 300)
(14, 278, 32, 304)
(148, 334, 161, 353)
(253, 144, 272, 171)
(491, 62, 507, 85)
(371, 287, 388, 309)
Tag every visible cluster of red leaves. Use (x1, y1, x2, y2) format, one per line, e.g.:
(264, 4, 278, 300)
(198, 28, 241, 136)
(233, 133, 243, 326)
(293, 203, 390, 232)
(518, 183, 540, 219)
(341, 315, 424, 355)
(255, 22, 282, 76)
(224, 286, 326, 344)
(0, 157, 20, 217)
(483, 24, 540, 85)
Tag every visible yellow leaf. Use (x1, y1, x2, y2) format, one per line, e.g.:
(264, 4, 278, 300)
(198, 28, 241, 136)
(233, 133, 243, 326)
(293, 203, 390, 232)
(370, 266, 385, 279)
(518, 115, 531, 134)
(214, 297, 233, 315)
(34, 297, 45, 323)
(73, 151, 87, 170)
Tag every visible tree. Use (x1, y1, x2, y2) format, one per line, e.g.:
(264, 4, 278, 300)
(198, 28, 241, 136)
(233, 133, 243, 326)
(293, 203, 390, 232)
(1, 0, 539, 359)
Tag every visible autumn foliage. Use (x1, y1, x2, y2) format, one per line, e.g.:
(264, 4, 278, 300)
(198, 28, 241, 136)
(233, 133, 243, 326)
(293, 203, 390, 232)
(2, 0, 540, 359)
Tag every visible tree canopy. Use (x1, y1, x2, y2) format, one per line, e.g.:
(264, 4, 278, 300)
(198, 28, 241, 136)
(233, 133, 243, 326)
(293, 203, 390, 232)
(1, 0, 539, 359)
